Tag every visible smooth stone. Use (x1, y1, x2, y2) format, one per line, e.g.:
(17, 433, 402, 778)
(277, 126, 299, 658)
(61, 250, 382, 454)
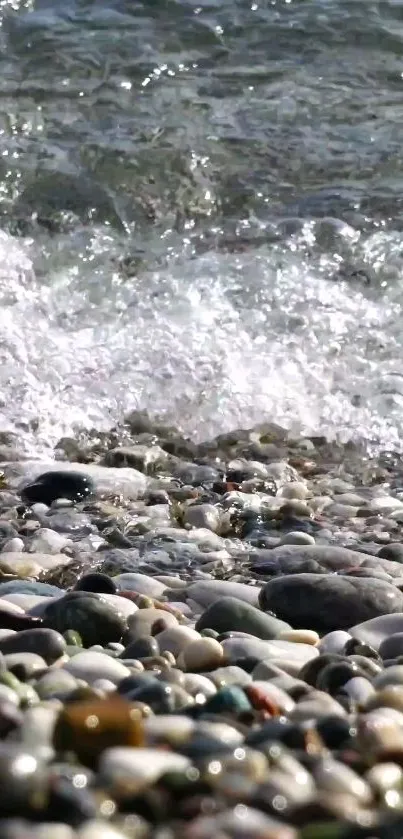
(43, 592, 127, 647)
(221, 637, 319, 665)
(350, 614, 403, 651)
(126, 608, 178, 640)
(20, 470, 95, 506)
(186, 580, 261, 608)
(318, 631, 353, 654)
(99, 746, 191, 788)
(180, 637, 224, 672)
(277, 629, 319, 645)
(156, 626, 201, 656)
(249, 680, 295, 714)
(195, 596, 290, 639)
(373, 666, 403, 689)
(16, 704, 60, 759)
(53, 696, 144, 766)
(4, 652, 46, 680)
(63, 651, 131, 686)
(0, 628, 66, 664)
(112, 573, 167, 598)
(74, 573, 117, 594)
(379, 633, 403, 660)
(259, 574, 403, 633)
(144, 714, 195, 744)
(202, 685, 252, 716)
(121, 636, 160, 660)
(289, 691, 347, 722)
(35, 670, 79, 700)
(208, 665, 252, 688)
(183, 673, 217, 697)
(313, 756, 372, 803)
(7, 460, 148, 501)
(342, 676, 375, 703)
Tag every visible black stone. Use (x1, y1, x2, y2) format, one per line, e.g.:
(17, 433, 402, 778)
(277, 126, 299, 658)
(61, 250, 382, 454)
(316, 715, 356, 750)
(121, 636, 160, 660)
(73, 573, 117, 594)
(20, 470, 94, 506)
(0, 606, 42, 633)
(299, 654, 345, 687)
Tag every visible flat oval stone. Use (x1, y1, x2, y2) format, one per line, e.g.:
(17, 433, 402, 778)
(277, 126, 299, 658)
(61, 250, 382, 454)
(0, 628, 66, 664)
(186, 580, 261, 608)
(195, 596, 290, 639)
(63, 651, 131, 686)
(379, 633, 403, 660)
(99, 746, 191, 787)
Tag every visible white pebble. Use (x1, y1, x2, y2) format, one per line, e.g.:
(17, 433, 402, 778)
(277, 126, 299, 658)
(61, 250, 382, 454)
(1, 538, 25, 553)
(63, 651, 131, 686)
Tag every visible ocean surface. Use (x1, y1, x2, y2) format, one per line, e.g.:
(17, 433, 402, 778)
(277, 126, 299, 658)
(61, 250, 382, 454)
(0, 0, 403, 455)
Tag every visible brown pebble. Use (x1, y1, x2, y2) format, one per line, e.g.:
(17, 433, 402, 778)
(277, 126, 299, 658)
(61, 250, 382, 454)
(53, 696, 144, 767)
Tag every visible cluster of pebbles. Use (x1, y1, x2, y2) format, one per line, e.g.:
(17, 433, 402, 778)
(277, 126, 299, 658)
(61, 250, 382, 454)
(2, 414, 403, 837)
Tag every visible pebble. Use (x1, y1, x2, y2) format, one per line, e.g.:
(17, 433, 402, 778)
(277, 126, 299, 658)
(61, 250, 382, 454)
(99, 746, 191, 787)
(63, 651, 131, 685)
(180, 637, 224, 671)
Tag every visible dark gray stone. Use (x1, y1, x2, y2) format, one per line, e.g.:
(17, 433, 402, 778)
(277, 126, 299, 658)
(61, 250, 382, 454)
(0, 629, 66, 665)
(43, 591, 127, 647)
(259, 573, 403, 633)
(195, 596, 290, 639)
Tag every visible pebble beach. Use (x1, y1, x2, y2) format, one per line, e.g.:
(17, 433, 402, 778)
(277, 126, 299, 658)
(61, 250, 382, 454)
(0, 415, 403, 838)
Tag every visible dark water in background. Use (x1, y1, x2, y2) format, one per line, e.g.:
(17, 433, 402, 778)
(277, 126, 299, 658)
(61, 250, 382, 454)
(1, 0, 403, 453)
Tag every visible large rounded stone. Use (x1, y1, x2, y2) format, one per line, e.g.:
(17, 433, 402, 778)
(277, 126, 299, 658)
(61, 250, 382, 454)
(195, 596, 290, 639)
(43, 592, 127, 647)
(20, 471, 94, 506)
(259, 574, 403, 633)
